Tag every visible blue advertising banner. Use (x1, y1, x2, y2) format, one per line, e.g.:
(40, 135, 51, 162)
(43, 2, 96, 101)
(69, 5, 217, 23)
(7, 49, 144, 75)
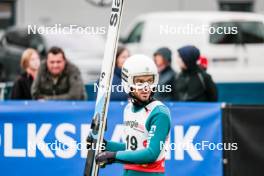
(0, 101, 223, 176)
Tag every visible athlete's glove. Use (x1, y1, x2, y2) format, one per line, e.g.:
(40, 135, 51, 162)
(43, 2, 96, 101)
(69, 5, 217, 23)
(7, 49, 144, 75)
(95, 151, 116, 166)
(86, 132, 107, 151)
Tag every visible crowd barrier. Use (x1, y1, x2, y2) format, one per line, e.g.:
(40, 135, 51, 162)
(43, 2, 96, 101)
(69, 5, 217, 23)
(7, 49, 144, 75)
(2, 82, 264, 104)
(0, 101, 223, 176)
(223, 105, 264, 176)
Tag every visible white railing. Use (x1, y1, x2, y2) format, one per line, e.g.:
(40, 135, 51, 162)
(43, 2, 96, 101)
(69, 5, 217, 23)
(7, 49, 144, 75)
(0, 82, 14, 100)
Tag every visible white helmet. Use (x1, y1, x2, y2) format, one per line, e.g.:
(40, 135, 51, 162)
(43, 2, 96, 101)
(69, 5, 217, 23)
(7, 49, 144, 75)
(121, 54, 159, 94)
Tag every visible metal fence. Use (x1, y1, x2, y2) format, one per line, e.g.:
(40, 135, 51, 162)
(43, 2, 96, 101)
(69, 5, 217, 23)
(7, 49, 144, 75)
(0, 82, 13, 100)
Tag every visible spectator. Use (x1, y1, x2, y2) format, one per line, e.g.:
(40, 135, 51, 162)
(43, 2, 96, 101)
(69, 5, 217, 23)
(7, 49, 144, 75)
(11, 48, 40, 100)
(153, 47, 177, 101)
(31, 46, 86, 100)
(175, 45, 218, 102)
(111, 46, 130, 100)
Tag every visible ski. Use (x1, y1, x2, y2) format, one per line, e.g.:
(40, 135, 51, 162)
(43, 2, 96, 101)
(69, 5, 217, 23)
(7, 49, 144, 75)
(84, 0, 125, 176)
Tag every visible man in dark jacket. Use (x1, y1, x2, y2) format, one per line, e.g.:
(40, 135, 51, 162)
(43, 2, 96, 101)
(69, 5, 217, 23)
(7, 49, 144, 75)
(175, 45, 218, 102)
(31, 47, 86, 100)
(153, 47, 177, 101)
